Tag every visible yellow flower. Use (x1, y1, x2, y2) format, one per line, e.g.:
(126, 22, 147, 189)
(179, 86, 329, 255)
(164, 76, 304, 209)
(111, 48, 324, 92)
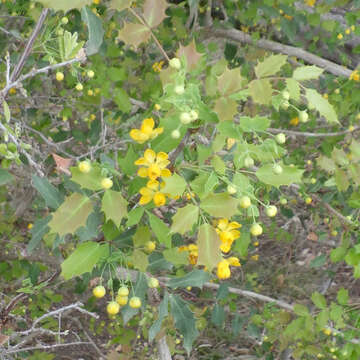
(178, 244, 198, 265)
(305, 0, 316, 6)
(284, 14, 293, 20)
(215, 218, 241, 253)
(27, 223, 33, 230)
(337, 33, 343, 40)
(251, 254, 259, 261)
(217, 257, 241, 280)
(349, 70, 360, 82)
(152, 60, 165, 73)
(290, 116, 299, 126)
(130, 118, 164, 144)
(226, 138, 236, 150)
(134, 149, 171, 180)
(139, 179, 167, 207)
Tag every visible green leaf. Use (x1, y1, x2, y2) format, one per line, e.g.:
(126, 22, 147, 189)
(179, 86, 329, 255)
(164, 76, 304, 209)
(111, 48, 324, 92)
(330, 246, 347, 262)
(118, 145, 137, 176)
(316, 155, 336, 173)
(130, 249, 149, 272)
(149, 291, 169, 342)
(101, 190, 128, 227)
(116, 23, 151, 49)
(126, 206, 144, 227)
(109, 0, 132, 12)
(305, 88, 338, 124)
(61, 241, 109, 280)
(293, 65, 324, 80)
(70, 165, 103, 190)
(211, 304, 225, 327)
(239, 116, 270, 132)
(170, 204, 199, 235)
(256, 164, 304, 188)
(211, 155, 226, 175)
(32, 175, 64, 209)
(311, 292, 327, 309)
(197, 223, 222, 271)
(217, 67, 243, 96)
(169, 294, 199, 355)
(167, 270, 211, 289)
(48, 193, 93, 237)
(148, 212, 171, 248)
(293, 304, 309, 316)
(37, 0, 92, 12)
(286, 78, 300, 101)
(161, 173, 187, 197)
(0, 168, 13, 186)
(113, 88, 131, 113)
(143, 0, 168, 28)
(254, 54, 288, 78)
(163, 247, 189, 265)
(3, 100, 10, 123)
(233, 232, 251, 258)
(335, 169, 349, 192)
(27, 216, 51, 253)
(248, 79, 272, 105)
(200, 193, 239, 218)
(81, 6, 104, 55)
(337, 288, 349, 305)
(214, 96, 238, 121)
(191, 171, 219, 199)
(132, 226, 151, 247)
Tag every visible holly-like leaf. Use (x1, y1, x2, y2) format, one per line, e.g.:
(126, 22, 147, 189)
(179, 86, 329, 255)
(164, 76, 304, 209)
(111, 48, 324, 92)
(109, 0, 132, 12)
(254, 54, 288, 78)
(70, 165, 103, 190)
(61, 241, 109, 280)
(48, 193, 93, 237)
(167, 270, 211, 289)
(305, 88, 338, 124)
(214, 96, 238, 122)
(131, 249, 149, 272)
(133, 226, 151, 247)
(163, 248, 189, 265)
(177, 40, 203, 71)
(197, 223, 222, 271)
(117, 23, 151, 49)
(239, 116, 270, 132)
(248, 79, 272, 105)
(27, 216, 51, 253)
(170, 204, 199, 235)
(316, 155, 336, 173)
(81, 6, 104, 55)
(148, 212, 171, 248)
(149, 291, 169, 342)
(311, 292, 327, 310)
(286, 78, 300, 101)
(293, 65, 324, 81)
(200, 193, 239, 218)
(161, 173, 187, 197)
(32, 175, 64, 209)
(256, 164, 304, 188)
(37, 0, 92, 12)
(217, 67, 243, 96)
(126, 206, 144, 227)
(143, 0, 168, 28)
(101, 190, 128, 227)
(0, 169, 13, 186)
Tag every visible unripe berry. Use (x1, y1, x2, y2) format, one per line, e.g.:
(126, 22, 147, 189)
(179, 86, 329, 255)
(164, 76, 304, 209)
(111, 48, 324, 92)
(93, 285, 106, 298)
(299, 111, 309, 123)
(78, 161, 91, 173)
(310, 178, 316, 184)
(118, 286, 129, 297)
(250, 223, 263, 236)
(244, 156, 254, 168)
(148, 277, 159, 288)
(174, 85, 185, 95)
(266, 205, 277, 217)
(171, 129, 181, 139)
(281, 100, 289, 110)
(282, 90, 290, 101)
(273, 164, 283, 174)
(107, 301, 120, 315)
(189, 110, 199, 121)
(154, 103, 161, 111)
(169, 57, 181, 70)
(239, 196, 251, 209)
(305, 197, 312, 204)
(56, 72, 64, 81)
(129, 296, 142, 309)
(75, 83, 83, 91)
(87, 70, 95, 78)
(61, 16, 69, 24)
(275, 133, 286, 144)
(116, 295, 128, 306)
(227, 184, 237, 194)
(145, 241, 156, 253)
(180, 112, 191, 124)
(101, 178, 113, 189)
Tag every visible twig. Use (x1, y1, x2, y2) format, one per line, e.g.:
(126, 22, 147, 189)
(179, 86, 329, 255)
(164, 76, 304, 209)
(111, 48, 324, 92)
(268, 127, 360, 137)
(210, 27, 353, 77)
(205, 0, 213, 27)
(169, 129, 192, 163)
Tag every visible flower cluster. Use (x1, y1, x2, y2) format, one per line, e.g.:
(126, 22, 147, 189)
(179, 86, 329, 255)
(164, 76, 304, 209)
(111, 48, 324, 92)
(215, 218, 241, 253)
(152, 60, 164, 73)
(139, 180, 166, 207)
(217, 257, 241, 280)
(350, 70, 359, 82)
(130, 118, 163, 144)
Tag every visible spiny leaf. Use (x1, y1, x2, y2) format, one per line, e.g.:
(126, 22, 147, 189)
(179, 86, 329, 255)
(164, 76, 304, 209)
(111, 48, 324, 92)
(101, 190, 128, 227)
(143, 0, 168, 28)
(109, 0, 132, 12)
(37, 0, 92, 12)
(32, 175, 64, 209)
(177, 40, 203, 71)
(117, 23, 151, 49)
(217, 67, 243, 96)
(256, 164, 304, 188)
(170, 204, 199, 235)
(248, 79, 272, 105)
(161, 173, 187, 197)
(254, 54, 288, 78)
(81, 6, 104, 55)
(167, 270, 211, 289)
(305, 88, 338, 124)
(148, 212, 171, 248)
(70, 165, 103, 190)
(200, 193, 239, 218)
(293, 65, 324, 80)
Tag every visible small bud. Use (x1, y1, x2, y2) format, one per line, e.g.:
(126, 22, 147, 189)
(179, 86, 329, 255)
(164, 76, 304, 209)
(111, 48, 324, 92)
(169, 57, 181, 70)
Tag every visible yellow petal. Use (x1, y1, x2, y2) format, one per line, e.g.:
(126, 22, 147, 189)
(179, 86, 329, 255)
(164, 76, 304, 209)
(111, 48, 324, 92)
(157, 152, 168, 161)
(228, 221, 242, 230)
(137, 167, 148, 178)
(139, 187, 153, 196)
(146, 179, 159, 190)
(152, 127, 164, 137)
(130, 129, 148, 143)
(217, 260, 231, 279)
(219, 231, 233, 243)
(148, 164, 161, 180)
(153, 192, 166, 206)
(144, 149, 156, 164)
(217, 218, 229, 231)
(229, 230, 241, 240)
(188, 244, 198, 251)
(141, 118, 155, 135)
(227, 257, 241, 267)
(161, 168, 172, 177)
(134, 157, 146, 166)
(220, 242, 232, 253)
(139, 195, 152, 205)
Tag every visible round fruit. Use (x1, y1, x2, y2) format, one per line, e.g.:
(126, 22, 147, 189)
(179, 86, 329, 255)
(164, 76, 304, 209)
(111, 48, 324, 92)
(239, 196, 251, 209)
(171, 129, 181, 139)
(56, 72, 64, 81)
(227, 184, 237, 194)
(282, 90, 290, 101)
(169, 57, 181, 70)
(305, 197, 312, 204)
(244, 156, 254, 168)
(107, 301, 120, 315)
(280, 198, 287, 205)
(118, 286, 129, 297)
(148, 277, 159, 288)
(273, 164, 283, 174)
(275, 133, 286, 144)
(145, 241, 156, 253)
(266, 205, 277, 217)
(299, 111, 309, 123)
(93, 285, 106, 298)
(281, 100, 289, 110)
(78, 161, 91, 173)
(250, 223, 263, 236)
(189, 110, 199, 121)
(75, 83, 83, 91)
(87, 70, 95, 78)
(174, 85, 185, 95)
(61, 16, 69, 24)
(154, 104, 161, 111)
(180, 112, 191, 124)
(310, 178, 316, 184)
(87, 89, 94, 96)
(101, 178, 113, 190)
(129, 296, 142, 309)
(116, 295, 128, 306)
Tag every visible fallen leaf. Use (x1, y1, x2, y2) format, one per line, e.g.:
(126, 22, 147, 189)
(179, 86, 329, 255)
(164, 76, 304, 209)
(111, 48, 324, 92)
(52, 153, 72, 175)
(307, 232, 318, 242)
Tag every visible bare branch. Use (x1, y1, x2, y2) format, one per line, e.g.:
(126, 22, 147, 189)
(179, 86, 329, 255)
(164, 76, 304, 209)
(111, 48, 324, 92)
(267, 126, 360, 138)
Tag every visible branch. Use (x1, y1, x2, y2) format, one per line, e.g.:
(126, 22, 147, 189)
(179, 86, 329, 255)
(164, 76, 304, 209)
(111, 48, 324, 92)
(210, 27, 353, 77)
(267, 126, 360, 138)
(2, 342, 92, 355)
